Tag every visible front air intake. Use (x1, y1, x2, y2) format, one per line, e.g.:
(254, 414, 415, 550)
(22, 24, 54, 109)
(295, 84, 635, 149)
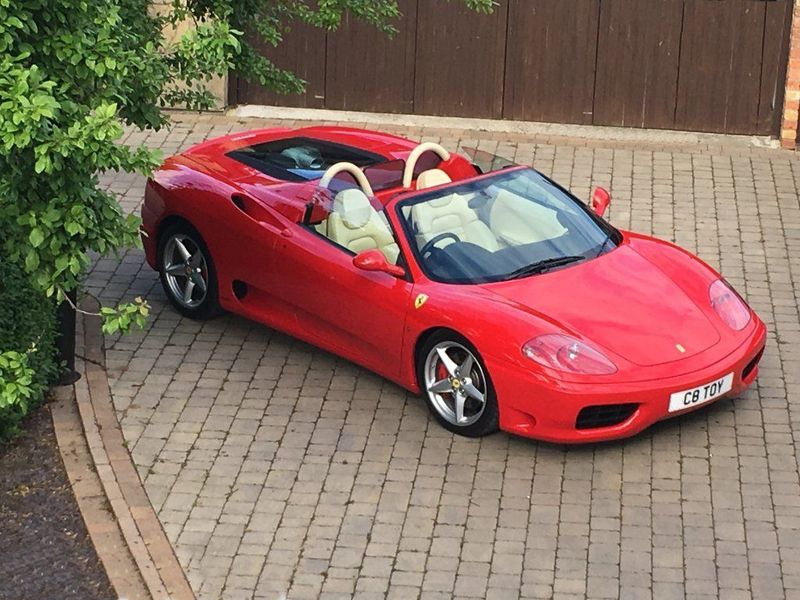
(576, 403, 638, 430)
(742, 347, 764, 381)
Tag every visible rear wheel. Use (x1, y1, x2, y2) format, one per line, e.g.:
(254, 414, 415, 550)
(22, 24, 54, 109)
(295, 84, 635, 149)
(418, 331, 498, 437)
(157, 223, 221, 319)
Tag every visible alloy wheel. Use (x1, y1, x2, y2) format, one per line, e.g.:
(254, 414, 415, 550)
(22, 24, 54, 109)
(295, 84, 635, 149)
(162, 234, 209, 309)
(424, 341, 487, 426)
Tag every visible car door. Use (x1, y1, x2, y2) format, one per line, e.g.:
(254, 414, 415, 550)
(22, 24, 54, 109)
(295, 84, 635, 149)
(269, 222, 413, 381)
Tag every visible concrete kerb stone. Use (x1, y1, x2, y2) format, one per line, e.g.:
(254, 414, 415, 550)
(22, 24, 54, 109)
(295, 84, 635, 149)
(228, 104, 783, 154)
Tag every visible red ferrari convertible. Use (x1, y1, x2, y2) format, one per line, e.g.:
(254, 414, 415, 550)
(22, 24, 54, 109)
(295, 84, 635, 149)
(141, 126, 766, 443)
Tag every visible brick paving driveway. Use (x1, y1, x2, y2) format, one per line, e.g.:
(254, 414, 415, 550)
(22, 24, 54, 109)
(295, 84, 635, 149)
(88, 113, 800, 599)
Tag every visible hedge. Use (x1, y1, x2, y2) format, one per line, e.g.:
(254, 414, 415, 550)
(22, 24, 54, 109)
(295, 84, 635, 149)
(0, 258, 59, 440)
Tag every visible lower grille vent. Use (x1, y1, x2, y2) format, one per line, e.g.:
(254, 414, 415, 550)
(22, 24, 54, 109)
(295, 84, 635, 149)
(576, 403, 639, 430)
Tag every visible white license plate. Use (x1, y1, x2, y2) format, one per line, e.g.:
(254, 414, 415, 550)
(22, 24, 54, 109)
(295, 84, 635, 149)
(668, 373, 734, 413)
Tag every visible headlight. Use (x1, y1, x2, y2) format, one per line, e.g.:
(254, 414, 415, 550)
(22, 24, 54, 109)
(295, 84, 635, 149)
(522, 334, 617, 375)
(709, 279, 750, 331)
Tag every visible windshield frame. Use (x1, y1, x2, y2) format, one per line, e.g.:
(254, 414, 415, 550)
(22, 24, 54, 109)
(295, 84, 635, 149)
(392, 166, 622, 285)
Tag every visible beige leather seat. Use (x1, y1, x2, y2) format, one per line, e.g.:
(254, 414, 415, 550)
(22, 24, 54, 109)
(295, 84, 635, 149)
(411, 192, 499, 252)
(327, 189, 400, 264)
(412, 168, 500, 251)
(416, 168, 452, 189)
(489, 190, 567, 246)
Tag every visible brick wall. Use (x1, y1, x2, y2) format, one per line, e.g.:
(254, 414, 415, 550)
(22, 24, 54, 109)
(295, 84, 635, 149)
(781, 0, 800, 149)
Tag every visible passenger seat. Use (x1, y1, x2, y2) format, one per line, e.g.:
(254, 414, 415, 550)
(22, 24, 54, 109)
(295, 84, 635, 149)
(327, 189, 400, 264)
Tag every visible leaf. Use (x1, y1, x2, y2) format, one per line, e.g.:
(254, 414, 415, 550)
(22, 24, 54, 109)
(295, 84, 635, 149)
(102, 319, 120, 335)
(25, 251, 39, 271)
(29, 227, 45, 248)
(34, 154, 48, 173)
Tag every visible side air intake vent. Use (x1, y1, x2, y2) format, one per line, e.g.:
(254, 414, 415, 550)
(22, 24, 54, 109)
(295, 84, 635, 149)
(232, 280, 248, 300)
(231, 195, 246, 212)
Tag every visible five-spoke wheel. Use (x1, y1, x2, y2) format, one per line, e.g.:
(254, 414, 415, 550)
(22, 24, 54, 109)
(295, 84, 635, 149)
(158, 223, 220, 319)
(418, 331, 498, 437)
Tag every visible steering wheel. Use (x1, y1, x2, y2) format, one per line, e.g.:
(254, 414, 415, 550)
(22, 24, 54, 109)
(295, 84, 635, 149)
(318, 162, 374, 197)
(420, 232, 461, 257)
(402, 142, 451, 189)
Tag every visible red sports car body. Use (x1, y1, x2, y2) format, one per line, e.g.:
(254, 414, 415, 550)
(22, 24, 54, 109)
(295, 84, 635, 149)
(141, 126, 766, 443)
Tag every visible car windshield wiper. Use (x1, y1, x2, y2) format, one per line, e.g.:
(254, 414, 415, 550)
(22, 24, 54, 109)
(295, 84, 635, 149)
(506, 255, 585, 280)
(594, 234, 614, 258)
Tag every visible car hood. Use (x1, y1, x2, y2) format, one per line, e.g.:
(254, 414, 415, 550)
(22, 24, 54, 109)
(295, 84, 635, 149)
(482, 244, 721, 367)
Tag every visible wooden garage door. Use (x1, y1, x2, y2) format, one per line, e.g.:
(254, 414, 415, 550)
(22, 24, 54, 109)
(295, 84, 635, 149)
(231, 0, 792, 136)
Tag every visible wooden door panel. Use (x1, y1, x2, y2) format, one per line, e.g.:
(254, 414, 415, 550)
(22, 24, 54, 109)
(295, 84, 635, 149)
(676, 0, 767, 134)
(758, 0, 792, 134)
(414, 0, 508, 119)
(236, 22, 326, 109)
(503, 0, 601, 124)
(325, 0, 418, 113)
(594, 0, 683, 129)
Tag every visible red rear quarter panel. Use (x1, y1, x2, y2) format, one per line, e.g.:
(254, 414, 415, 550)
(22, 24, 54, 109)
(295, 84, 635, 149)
(142, 155, 252, 304)
(141, 156, 229, 268)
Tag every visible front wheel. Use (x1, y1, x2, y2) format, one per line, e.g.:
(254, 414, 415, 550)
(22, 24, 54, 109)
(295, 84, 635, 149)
(157, 223, 221, 320)
(418, 331, 499, 437)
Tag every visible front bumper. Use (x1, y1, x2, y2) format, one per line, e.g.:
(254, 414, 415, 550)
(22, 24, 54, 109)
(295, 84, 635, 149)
(488, 320, 767, 444)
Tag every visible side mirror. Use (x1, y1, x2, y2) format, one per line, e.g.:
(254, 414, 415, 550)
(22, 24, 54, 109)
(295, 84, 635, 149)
(353, 249, 406, 278)
(591, 187, 611, 218)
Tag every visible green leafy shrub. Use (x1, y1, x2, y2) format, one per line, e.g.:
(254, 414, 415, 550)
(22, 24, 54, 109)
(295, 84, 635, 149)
(0, 258, 58, 440)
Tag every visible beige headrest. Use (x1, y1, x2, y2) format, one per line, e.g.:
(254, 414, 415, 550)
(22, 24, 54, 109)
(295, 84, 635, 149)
(429, 192, 461, 209)
(416, 169, 452, 190)
(334, 188, 373, 229)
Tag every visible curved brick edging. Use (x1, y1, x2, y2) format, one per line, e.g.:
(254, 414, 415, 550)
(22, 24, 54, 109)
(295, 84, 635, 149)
(67, 296, 195, 600)
(51, 385, 149, 599)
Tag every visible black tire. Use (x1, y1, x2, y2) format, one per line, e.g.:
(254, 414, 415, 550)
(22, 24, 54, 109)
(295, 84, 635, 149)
(157, 221, 222, 320)
(417, 330, 499, 437)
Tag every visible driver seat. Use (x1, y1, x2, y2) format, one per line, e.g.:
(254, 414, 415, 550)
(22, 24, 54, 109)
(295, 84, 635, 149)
(411, 192, 499, 252)
(416, 169, 452, 189)
(327, 189, 400, 264)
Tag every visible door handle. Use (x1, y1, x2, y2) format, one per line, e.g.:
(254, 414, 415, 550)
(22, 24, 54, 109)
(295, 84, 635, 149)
(257, 218, 293, 238)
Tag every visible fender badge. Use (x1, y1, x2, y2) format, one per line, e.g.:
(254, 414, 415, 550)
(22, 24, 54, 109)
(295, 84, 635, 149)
(414, 294, 429, 309)
(676, 344, 686, 353)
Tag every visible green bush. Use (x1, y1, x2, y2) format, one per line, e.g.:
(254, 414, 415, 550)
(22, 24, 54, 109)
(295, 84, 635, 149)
(0, 258, 59, 440)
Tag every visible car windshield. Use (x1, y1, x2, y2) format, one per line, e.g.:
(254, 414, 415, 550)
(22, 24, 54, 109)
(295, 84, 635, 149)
(397, 167, 620, 284)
